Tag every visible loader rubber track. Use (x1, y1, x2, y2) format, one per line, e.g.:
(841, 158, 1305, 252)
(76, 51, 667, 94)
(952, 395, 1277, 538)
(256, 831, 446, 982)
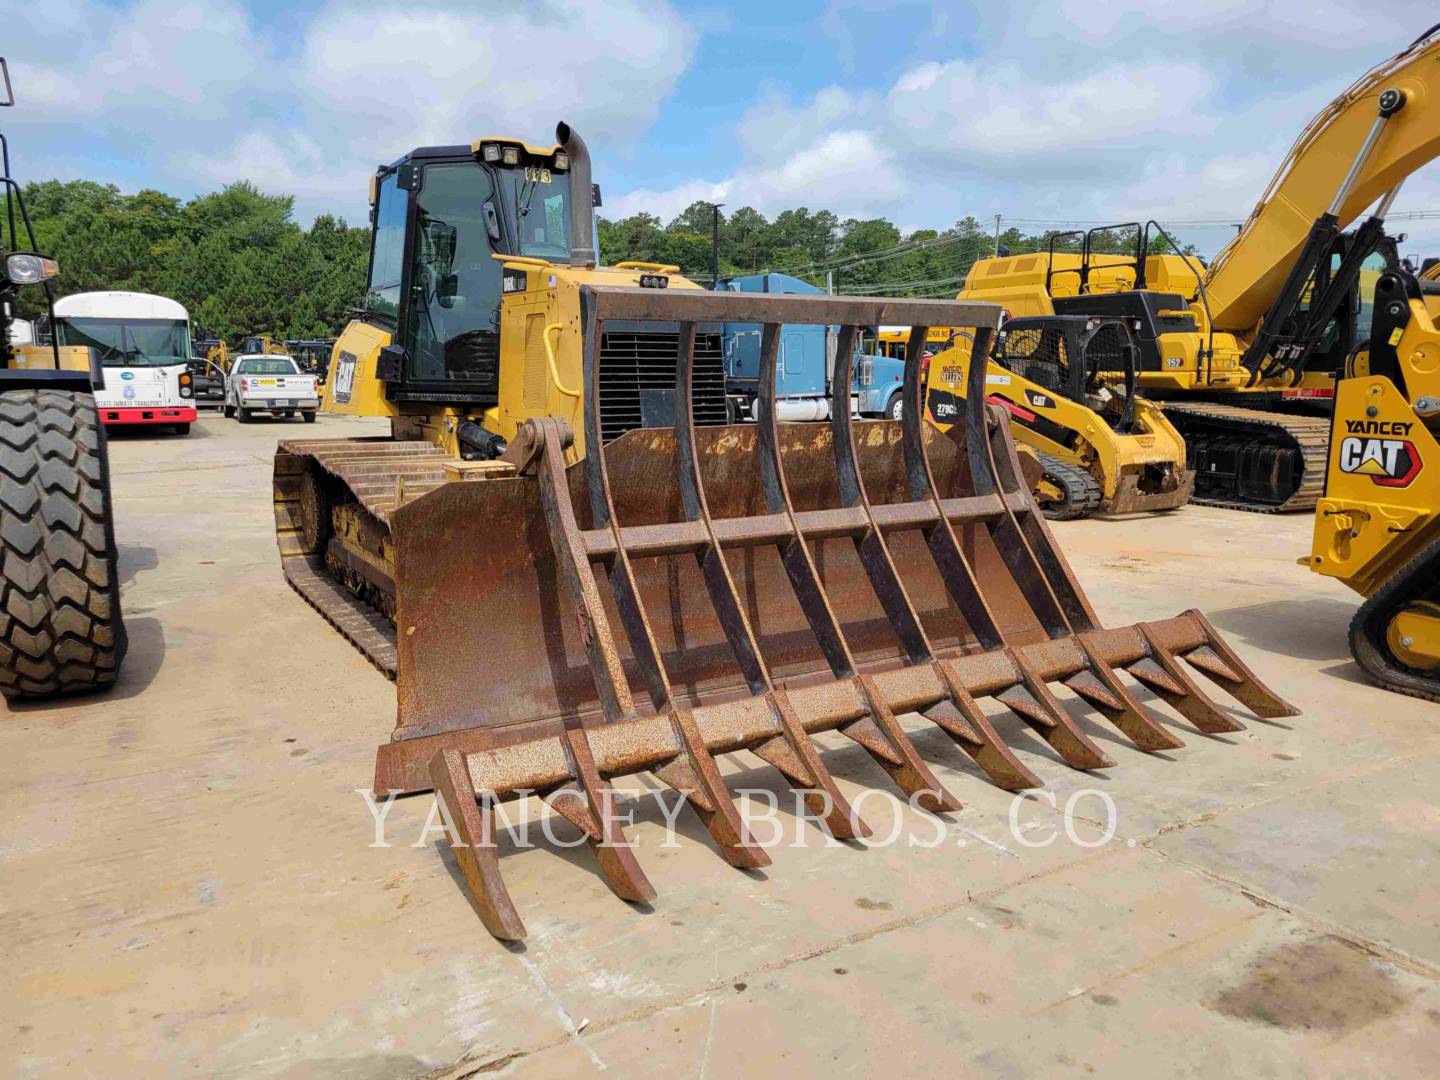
(0, 390, 127, 699)
(274, 437, 450, 679)
(1034, 451, 1103, 520)
(1347, 535, 1440, 703)
(1164, 401, 1330, 513)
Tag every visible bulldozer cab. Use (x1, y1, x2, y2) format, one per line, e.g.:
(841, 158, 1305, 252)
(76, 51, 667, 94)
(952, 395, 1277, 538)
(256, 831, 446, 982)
(359, 138, 579, 404)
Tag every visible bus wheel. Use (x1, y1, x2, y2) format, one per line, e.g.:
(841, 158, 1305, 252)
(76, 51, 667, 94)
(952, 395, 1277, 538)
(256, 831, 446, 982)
(0, 389, 127, 699)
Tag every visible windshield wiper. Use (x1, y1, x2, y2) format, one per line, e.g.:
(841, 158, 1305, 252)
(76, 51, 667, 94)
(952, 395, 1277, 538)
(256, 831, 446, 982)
(519, 177, 537, 218)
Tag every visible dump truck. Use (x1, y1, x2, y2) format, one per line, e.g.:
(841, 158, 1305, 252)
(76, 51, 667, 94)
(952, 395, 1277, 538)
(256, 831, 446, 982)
(273, 123, 1297, 940)
(0, 58, 127, 698)
(958, 26, 1440, 513)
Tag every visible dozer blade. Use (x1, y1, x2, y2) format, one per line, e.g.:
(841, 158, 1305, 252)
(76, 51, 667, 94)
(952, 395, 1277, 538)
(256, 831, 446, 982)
(367, 286, 1297, 941)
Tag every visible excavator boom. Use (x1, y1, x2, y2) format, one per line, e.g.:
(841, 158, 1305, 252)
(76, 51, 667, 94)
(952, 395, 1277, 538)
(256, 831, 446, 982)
(1203, 26, 1440, 332)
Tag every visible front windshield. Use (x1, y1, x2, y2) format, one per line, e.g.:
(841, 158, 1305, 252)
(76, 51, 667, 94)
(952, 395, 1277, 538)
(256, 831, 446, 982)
(496, 165, 573, 259)
(58, 317, 190, 366)
(237, 359, 298, 375)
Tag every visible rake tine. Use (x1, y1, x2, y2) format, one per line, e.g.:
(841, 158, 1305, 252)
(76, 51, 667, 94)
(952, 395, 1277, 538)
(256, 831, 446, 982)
(1069, 635, 1184, 752)
(754, 691, 872, 840)
(1001, 648, 1115, 770)
(1182, 609, 1300, 718)
(1129, 624, 1246, 734)
(428, 750, 527, 941)
(931, 661, 1043, 790)
(561, 727, 656, 903)
(653, 709, 771, 869)
(850, 674, 962, 814)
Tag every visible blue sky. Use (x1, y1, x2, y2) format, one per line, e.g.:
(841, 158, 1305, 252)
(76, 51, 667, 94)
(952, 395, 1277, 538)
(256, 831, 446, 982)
(9, 1, 1440, 258)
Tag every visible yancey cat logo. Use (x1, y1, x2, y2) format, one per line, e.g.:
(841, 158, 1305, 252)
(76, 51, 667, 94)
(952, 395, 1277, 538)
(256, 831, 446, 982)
(1338, 419, 1422, 487)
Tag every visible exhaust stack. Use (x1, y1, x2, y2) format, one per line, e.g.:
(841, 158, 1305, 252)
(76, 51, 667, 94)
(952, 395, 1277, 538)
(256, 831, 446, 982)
(557, 122, 596, 268)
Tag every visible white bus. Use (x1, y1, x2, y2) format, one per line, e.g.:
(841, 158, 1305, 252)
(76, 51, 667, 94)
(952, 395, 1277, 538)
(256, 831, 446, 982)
(52, 291, 197, 434)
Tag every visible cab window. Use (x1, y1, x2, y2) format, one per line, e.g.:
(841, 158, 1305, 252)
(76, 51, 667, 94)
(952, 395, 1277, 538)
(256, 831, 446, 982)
(403, 162, 503, 385)
(366, 172, 406, 322)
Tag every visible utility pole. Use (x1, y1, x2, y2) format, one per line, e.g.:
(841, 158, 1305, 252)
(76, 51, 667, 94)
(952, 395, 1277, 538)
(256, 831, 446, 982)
(825, 270, 834, 295)
(708, 202, 725, 290)
(992, 213, 1002, 257)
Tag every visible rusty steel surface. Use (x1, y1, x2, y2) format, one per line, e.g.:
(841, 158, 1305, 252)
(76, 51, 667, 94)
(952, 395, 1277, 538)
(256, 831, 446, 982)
(1105, 467, 1197, 516)
(362, 285, 1301, 942)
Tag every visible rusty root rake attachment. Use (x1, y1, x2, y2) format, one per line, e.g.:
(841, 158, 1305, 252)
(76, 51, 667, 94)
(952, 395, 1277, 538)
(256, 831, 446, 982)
(373, 286, 1298, 941)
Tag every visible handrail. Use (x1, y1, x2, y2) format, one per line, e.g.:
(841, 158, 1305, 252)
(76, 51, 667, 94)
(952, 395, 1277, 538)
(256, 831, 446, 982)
(542, 322, 581, 397)
(612, 260, 680, 273)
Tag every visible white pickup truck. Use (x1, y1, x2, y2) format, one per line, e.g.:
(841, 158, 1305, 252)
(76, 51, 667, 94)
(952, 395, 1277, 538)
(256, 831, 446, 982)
(224, 354, 320, 423)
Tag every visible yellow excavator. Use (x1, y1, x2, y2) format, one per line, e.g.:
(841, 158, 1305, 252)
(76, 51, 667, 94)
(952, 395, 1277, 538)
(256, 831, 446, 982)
(272, 123, 1295, 940)
(957, 26, 1440, 513)
(1307, 248, 1440, 699)
(925, 314, 1192, 518)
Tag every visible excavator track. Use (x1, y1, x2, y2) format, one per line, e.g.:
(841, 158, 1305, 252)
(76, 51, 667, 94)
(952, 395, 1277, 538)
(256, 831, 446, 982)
(273, 437, 452, 678)
(1163, 402, 1331, 513)
(1034, 451, 1103, 520)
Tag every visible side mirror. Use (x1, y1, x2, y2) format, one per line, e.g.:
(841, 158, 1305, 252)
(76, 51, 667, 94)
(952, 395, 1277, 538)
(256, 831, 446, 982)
(437, 274, 460, 309)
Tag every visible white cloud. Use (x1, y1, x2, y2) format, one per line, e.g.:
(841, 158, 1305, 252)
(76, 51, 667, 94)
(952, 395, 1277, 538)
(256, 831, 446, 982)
(605, 1, 1440, 255)
(605, 130, 904, 223)
(8, 0, 697, 221)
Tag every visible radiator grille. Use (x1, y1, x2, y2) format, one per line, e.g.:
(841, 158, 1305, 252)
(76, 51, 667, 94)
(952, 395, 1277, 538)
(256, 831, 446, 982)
(597, 330, 728, 444)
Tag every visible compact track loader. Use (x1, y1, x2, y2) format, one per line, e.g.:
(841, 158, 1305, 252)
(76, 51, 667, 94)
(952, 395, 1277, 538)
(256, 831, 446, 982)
(273, 124, 1297, 939)
(1307, 256, 1440, 699)
(924, 314, 1192, 518)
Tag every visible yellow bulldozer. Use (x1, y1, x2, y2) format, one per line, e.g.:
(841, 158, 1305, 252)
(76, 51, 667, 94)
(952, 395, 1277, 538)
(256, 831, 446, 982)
(273, 123, 1296, 940)
(957, 27, 1440, 513)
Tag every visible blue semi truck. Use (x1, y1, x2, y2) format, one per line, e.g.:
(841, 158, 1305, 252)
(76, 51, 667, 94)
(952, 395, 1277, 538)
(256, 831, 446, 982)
(718, 273, 910, 421)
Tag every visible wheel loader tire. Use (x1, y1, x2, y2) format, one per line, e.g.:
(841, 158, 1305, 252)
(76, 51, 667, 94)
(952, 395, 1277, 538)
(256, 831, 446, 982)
(1034, 451, 1103, 521)
(0, 389, 127, 700)
(885, 391, 904, 421)
(301, 411, 317, 424)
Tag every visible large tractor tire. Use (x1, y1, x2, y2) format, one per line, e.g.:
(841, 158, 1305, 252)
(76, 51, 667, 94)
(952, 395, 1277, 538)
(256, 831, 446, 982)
(0, 389, 127, 700)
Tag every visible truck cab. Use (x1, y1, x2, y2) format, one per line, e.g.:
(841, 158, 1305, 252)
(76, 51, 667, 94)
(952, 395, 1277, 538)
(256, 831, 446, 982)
(719, 272, 910, 420)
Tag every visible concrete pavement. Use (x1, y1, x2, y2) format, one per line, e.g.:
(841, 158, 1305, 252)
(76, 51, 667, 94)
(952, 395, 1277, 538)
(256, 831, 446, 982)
(3, 411, 1438, 1078)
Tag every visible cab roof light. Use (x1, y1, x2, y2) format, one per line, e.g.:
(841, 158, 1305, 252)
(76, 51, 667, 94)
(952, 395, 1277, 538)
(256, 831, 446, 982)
(481, 144, 500, 163)
(501, 146, 520, 165)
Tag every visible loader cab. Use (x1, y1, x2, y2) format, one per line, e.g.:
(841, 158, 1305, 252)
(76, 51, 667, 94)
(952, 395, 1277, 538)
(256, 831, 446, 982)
(360, 138, 581, 405)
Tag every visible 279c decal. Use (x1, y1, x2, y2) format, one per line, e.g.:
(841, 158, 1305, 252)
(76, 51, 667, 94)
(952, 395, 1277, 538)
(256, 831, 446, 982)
(1338, 419, 1422, 487)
